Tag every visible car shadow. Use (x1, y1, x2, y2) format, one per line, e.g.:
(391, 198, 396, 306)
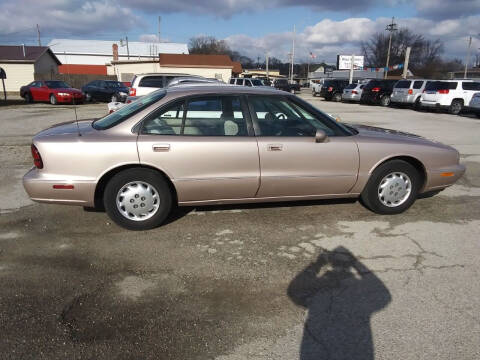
(287, 246, 391, 360)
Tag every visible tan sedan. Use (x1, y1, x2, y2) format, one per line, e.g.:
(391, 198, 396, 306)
(23, 85, 465, 230)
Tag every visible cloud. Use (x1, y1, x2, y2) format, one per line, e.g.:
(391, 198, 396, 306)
(0, 0, 140, 44)
(139, 34, 160, 42)
(224, 15, 480, 63)
(415, 0, 480, 20)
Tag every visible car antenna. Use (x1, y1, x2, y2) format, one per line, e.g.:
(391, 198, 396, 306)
(64, 51, 81, 136)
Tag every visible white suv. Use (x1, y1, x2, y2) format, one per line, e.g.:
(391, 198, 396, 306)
(420, 80, 480, 115)
(129, 73, 189, 97)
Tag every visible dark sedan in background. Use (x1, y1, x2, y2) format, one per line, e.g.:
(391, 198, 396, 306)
(360, 79, 398, 106)
(20, 80, 84, 105)
(82, 80, 129, 103)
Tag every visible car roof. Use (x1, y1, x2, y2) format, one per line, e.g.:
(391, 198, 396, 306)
(135, 73, 193, 77)
(164, 84, 286, 96)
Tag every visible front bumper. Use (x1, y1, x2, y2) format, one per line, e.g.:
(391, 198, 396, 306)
(23, 167, 96, 207)
(423, 164, 466, 192)
(56, 93, 84, 103)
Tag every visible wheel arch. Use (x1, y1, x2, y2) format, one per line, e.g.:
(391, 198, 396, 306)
(369, 155, 427, 192)
(94, 164, 178, 209)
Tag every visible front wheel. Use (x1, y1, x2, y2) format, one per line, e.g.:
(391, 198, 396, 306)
(50, 94, 57, 105)
(380, 95, 391, 107)
(333, 92, 342, 102)
(361, 160, 420, 214)
(104, 168, 173, 230)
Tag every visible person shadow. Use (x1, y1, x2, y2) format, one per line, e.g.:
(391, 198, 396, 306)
(287, 246, 391, 360)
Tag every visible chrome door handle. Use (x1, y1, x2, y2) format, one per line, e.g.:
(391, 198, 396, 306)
(152, 143, 170, 152)
(267, 144, 283, 151)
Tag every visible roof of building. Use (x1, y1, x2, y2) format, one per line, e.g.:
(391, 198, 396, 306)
(158, 53, 234, 68)
(0, 45, 60, 64)
(48, 39, 188, 57)
(232, 61, 243, 74)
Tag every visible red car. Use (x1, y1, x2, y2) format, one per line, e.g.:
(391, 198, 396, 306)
(20, 80, 84, 105)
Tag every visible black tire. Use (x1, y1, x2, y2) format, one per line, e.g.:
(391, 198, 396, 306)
(103, 168, 173, 230)
(333, 92, 342, 102)
(85, 92, 92, 102)
(413, 97, 421, 111)
(50, 94, 57, 105)
(360, 160, 421, 215)
(448, 99, 463, 115)
(24, 92, 32, 103)
(380, 95, 391, 107)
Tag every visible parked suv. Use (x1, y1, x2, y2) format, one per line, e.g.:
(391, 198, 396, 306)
(390, 79, 430, 108)
(420, 80, 480, 115)
(315, 79, 349, 102)
(273, 79, 301, 93)
(82, 80, 129, 103)
(229, 78, 270, 88)
(360, 79, 398, 106)
(467, 92, 480, 118)
(129, 73, 189, 97)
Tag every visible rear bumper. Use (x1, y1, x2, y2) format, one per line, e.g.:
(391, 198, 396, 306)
(342, 93, 361, 102)
(23, 167, 96, 207)
(360, 93, 380, 104)
(391, 94, 415, 104)
(423, 164, 466, 192)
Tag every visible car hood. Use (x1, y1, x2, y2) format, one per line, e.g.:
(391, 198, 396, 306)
(35, 119, 96, 138)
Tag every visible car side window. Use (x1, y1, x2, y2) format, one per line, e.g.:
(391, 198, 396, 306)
(139, 76, 164, 88)
(230, 79, 235, 84)
(235, 79, 243, 86)
(449, 82, 458, 90)
(413, 81, 423, 89)
(462, 82, 480, 90)
(249, 96, 335, 137)
(141, 96, 248, 136)
(245, 80, 252, 87)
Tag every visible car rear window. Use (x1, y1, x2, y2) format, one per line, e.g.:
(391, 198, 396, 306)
(462, 82, 480, 90)
(139, 76, 165, 88)
(92, 90, 166, 130)
(363, 80, 381, 89)
(345, 84, 357, 89)
(413, 81, 424, 89)
(425, 81, 458, 91)
(394, 80, 411, 89)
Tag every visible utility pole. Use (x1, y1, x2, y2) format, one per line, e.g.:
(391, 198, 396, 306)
(464, 36, 472, 79)
(384, 17, 397, 79)
(290, 24, 295, 82)
(120, 37, 130, 60)
(349, 54, 355, 84)
(36, 24, 41, 46)
(266, 52, 269, 80)
(402, 46, 411, 79)
(158, 16, 161, 43)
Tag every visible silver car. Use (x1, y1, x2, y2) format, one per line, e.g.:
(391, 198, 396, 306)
(391, 79, 430, 108)
(468, 92, 480, 118)
(342, 83, 364, 102)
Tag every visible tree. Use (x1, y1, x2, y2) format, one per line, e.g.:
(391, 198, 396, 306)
(361, 28, 444, 77)
(188, 36, 231, 55)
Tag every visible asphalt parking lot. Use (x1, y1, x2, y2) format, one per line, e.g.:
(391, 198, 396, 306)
(1, 91, 479, 359)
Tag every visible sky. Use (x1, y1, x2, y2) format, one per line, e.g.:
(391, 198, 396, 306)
(0, 0, 479, 64)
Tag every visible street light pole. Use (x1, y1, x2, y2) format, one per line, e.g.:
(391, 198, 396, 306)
(384, 17, 397, 79)
(291, 24, 295, 82)
(464, 36, 472, 79)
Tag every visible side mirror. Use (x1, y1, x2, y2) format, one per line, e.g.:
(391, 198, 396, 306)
(315, 129, 328, 143)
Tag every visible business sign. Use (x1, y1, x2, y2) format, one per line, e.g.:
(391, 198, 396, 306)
(336, 55, 364, 70)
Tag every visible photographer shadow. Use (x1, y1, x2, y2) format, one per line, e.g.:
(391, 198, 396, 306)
(287, 246, 391, 360)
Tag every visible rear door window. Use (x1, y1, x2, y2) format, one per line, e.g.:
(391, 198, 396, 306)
(230, 78, 235, 84)
(235, 79, 244, 86)
(139, 76, 165, 88)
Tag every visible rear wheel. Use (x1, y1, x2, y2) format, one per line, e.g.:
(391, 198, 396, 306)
(49, 94, 57, 105)
(333, 92, 342, 102)
(413, 97, 421, 110)
(449, 99, 463, 115)
(104, 168, 172, 230)
(380, 95, 391, 107)
(361, 160, 420, 214)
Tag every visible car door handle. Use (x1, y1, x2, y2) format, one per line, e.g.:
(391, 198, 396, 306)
(152, 144, 170, 152)
(267, 144, 283, 151)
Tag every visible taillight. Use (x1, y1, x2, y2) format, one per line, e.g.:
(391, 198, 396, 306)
(31, 144, 43, 169)
(437, 89, 449, 94)
(327, 86, 333, 92)
(352, 90, 358, 94)
(371, 87, 380, 92)
(129, 88, 136, 96)
(408, 89, 413, 94)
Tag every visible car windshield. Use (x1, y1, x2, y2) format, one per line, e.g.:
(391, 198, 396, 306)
(394, 80, 411, 88)
(105, 81, 124, 88)
(251, 79, 263, 86)
(45, 81, 70, 89)
(92, 90, 166, 130)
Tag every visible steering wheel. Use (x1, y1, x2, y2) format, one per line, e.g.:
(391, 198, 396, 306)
(275, 113, 287, 120)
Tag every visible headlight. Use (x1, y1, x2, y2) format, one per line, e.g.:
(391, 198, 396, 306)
(119, 92, 127, 96)
(57, 92, 70, 96)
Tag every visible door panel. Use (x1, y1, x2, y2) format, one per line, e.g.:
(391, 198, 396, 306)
(137, 136, 260, 202)
(256, 136, 358, 197)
